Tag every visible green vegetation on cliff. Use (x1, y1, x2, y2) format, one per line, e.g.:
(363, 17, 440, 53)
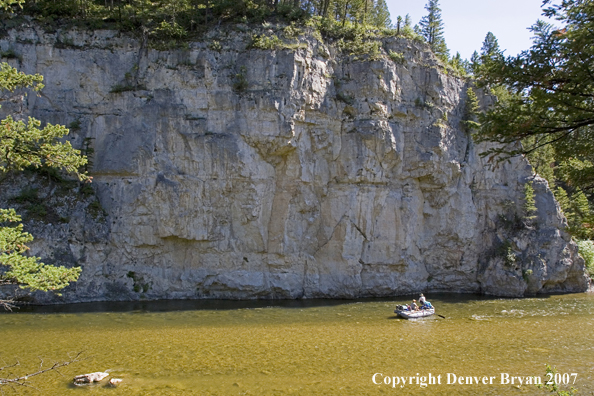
(0, 0, 88, 310)
(472, 0, 594, 245)
(418, 0, 448, 61)
(2, 0, 393, 39)
(0, 0, 472, 74)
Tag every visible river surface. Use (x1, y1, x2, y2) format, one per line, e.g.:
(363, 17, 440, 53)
(0, 293, 592, 395)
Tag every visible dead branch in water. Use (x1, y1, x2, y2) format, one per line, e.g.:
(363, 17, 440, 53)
(0, 298, 15, 312)
(0, 351, 84, 392)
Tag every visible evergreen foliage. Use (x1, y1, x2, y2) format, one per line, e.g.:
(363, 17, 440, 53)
(480, 31, 500, 59)
(523, 135, 556, 187)
(569, 189, 593, 239)
(3, 0, 395, 43)
(1, 0, 467, 71)
(448, 52, 469, 76)
(393, 13, 416, 38)
(576, 239, 594, 277)
(470, 32, 503, 76)
(523, 181, 538, 224)
(462, 86, 480, 133)
(370, 0, 390, 29)
(0, 0, 87, 309)
(475, 1, 594, 164)
(470, 50, 479, 74)
(0, 209, 80, 293)
(555, 186, 594, 238)
(418, 0, 448, 60)
(473, 1, 594, 242)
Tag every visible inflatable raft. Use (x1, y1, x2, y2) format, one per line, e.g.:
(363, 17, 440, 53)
(394, 305, 435, 319)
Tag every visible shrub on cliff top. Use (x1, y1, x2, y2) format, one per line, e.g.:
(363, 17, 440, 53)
(250, 34, 284, 50)
(7, 0, 393, 43)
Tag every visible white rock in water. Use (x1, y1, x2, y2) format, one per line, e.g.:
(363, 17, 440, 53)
(73, 372, 109, 385)
(108, 378, 123, 387)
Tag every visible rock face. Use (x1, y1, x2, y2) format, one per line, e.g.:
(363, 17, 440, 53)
(0, 23, 589, 301)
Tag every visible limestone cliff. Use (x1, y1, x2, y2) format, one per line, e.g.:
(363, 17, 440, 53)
(0, 23, 589, 302)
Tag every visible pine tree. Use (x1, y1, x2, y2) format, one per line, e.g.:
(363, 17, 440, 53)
(572, 189, 593, 238)
(567, 189, 591, 238)
(395, 13, 414, 37)
(474, 0, 594, 228)
(554, 186, 572, 218)
(361, 0, 372, 25)
(471, 32, 502, 76)
(475, 1, 594, 176)
(418, 0, 448, 60)
(470, 50, 480, 74)
(461, 87, 480, 133)
(556, 153, 594, 199)
(448, 51, 468, 75)
(480, 31, 500, 58)
(523, 135, 556, 188)
(0, 0, 87, 310)
(576, 239, 594, 277)
(573, 189, 591, 218)
(404, 13, 411, 28)
(523, 182, 538, 223)
(370, 0, 391, 29)
(555, 187, 594, 239)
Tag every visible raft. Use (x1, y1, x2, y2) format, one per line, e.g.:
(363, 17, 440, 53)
(394, 305, 435, 319)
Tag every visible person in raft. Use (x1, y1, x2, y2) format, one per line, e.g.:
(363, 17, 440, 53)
(419, 294, 426, 306)
(410, 300, 419, 311)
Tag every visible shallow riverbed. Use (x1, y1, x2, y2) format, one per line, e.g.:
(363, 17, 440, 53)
(0, 293, 592, 395)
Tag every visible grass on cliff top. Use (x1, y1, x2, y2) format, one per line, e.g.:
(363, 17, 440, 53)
(2, 0, 475, 78)
(2, 1, 421, 53)
(1, 1, 471, 76)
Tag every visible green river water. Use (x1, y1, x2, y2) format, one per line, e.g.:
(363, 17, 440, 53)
(0, 293, 593, 395)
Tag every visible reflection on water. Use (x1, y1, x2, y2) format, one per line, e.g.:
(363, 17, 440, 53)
(0, 293, 592, 395)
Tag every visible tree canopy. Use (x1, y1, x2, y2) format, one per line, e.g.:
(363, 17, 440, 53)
(480, 31, 500, 59)
(474, 0, 594, 239)
(0, 0, 88, 309)
(0, 0, 394, 40)
(418, 0, 448, 60)
(476, 1, 594, 158)
(1, 0, 475, 78)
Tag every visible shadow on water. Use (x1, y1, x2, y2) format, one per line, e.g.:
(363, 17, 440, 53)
(0, 292, 537, 315)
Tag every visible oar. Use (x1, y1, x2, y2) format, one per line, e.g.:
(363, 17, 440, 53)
(437, 314, 446, 319)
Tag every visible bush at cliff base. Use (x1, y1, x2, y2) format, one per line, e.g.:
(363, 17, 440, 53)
(576, 239, 594, 278)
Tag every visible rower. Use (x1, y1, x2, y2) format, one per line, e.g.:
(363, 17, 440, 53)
(419, 294, 426, 306)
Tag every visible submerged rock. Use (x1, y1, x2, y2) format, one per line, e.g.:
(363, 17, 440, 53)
(0, 24, 589, 301)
